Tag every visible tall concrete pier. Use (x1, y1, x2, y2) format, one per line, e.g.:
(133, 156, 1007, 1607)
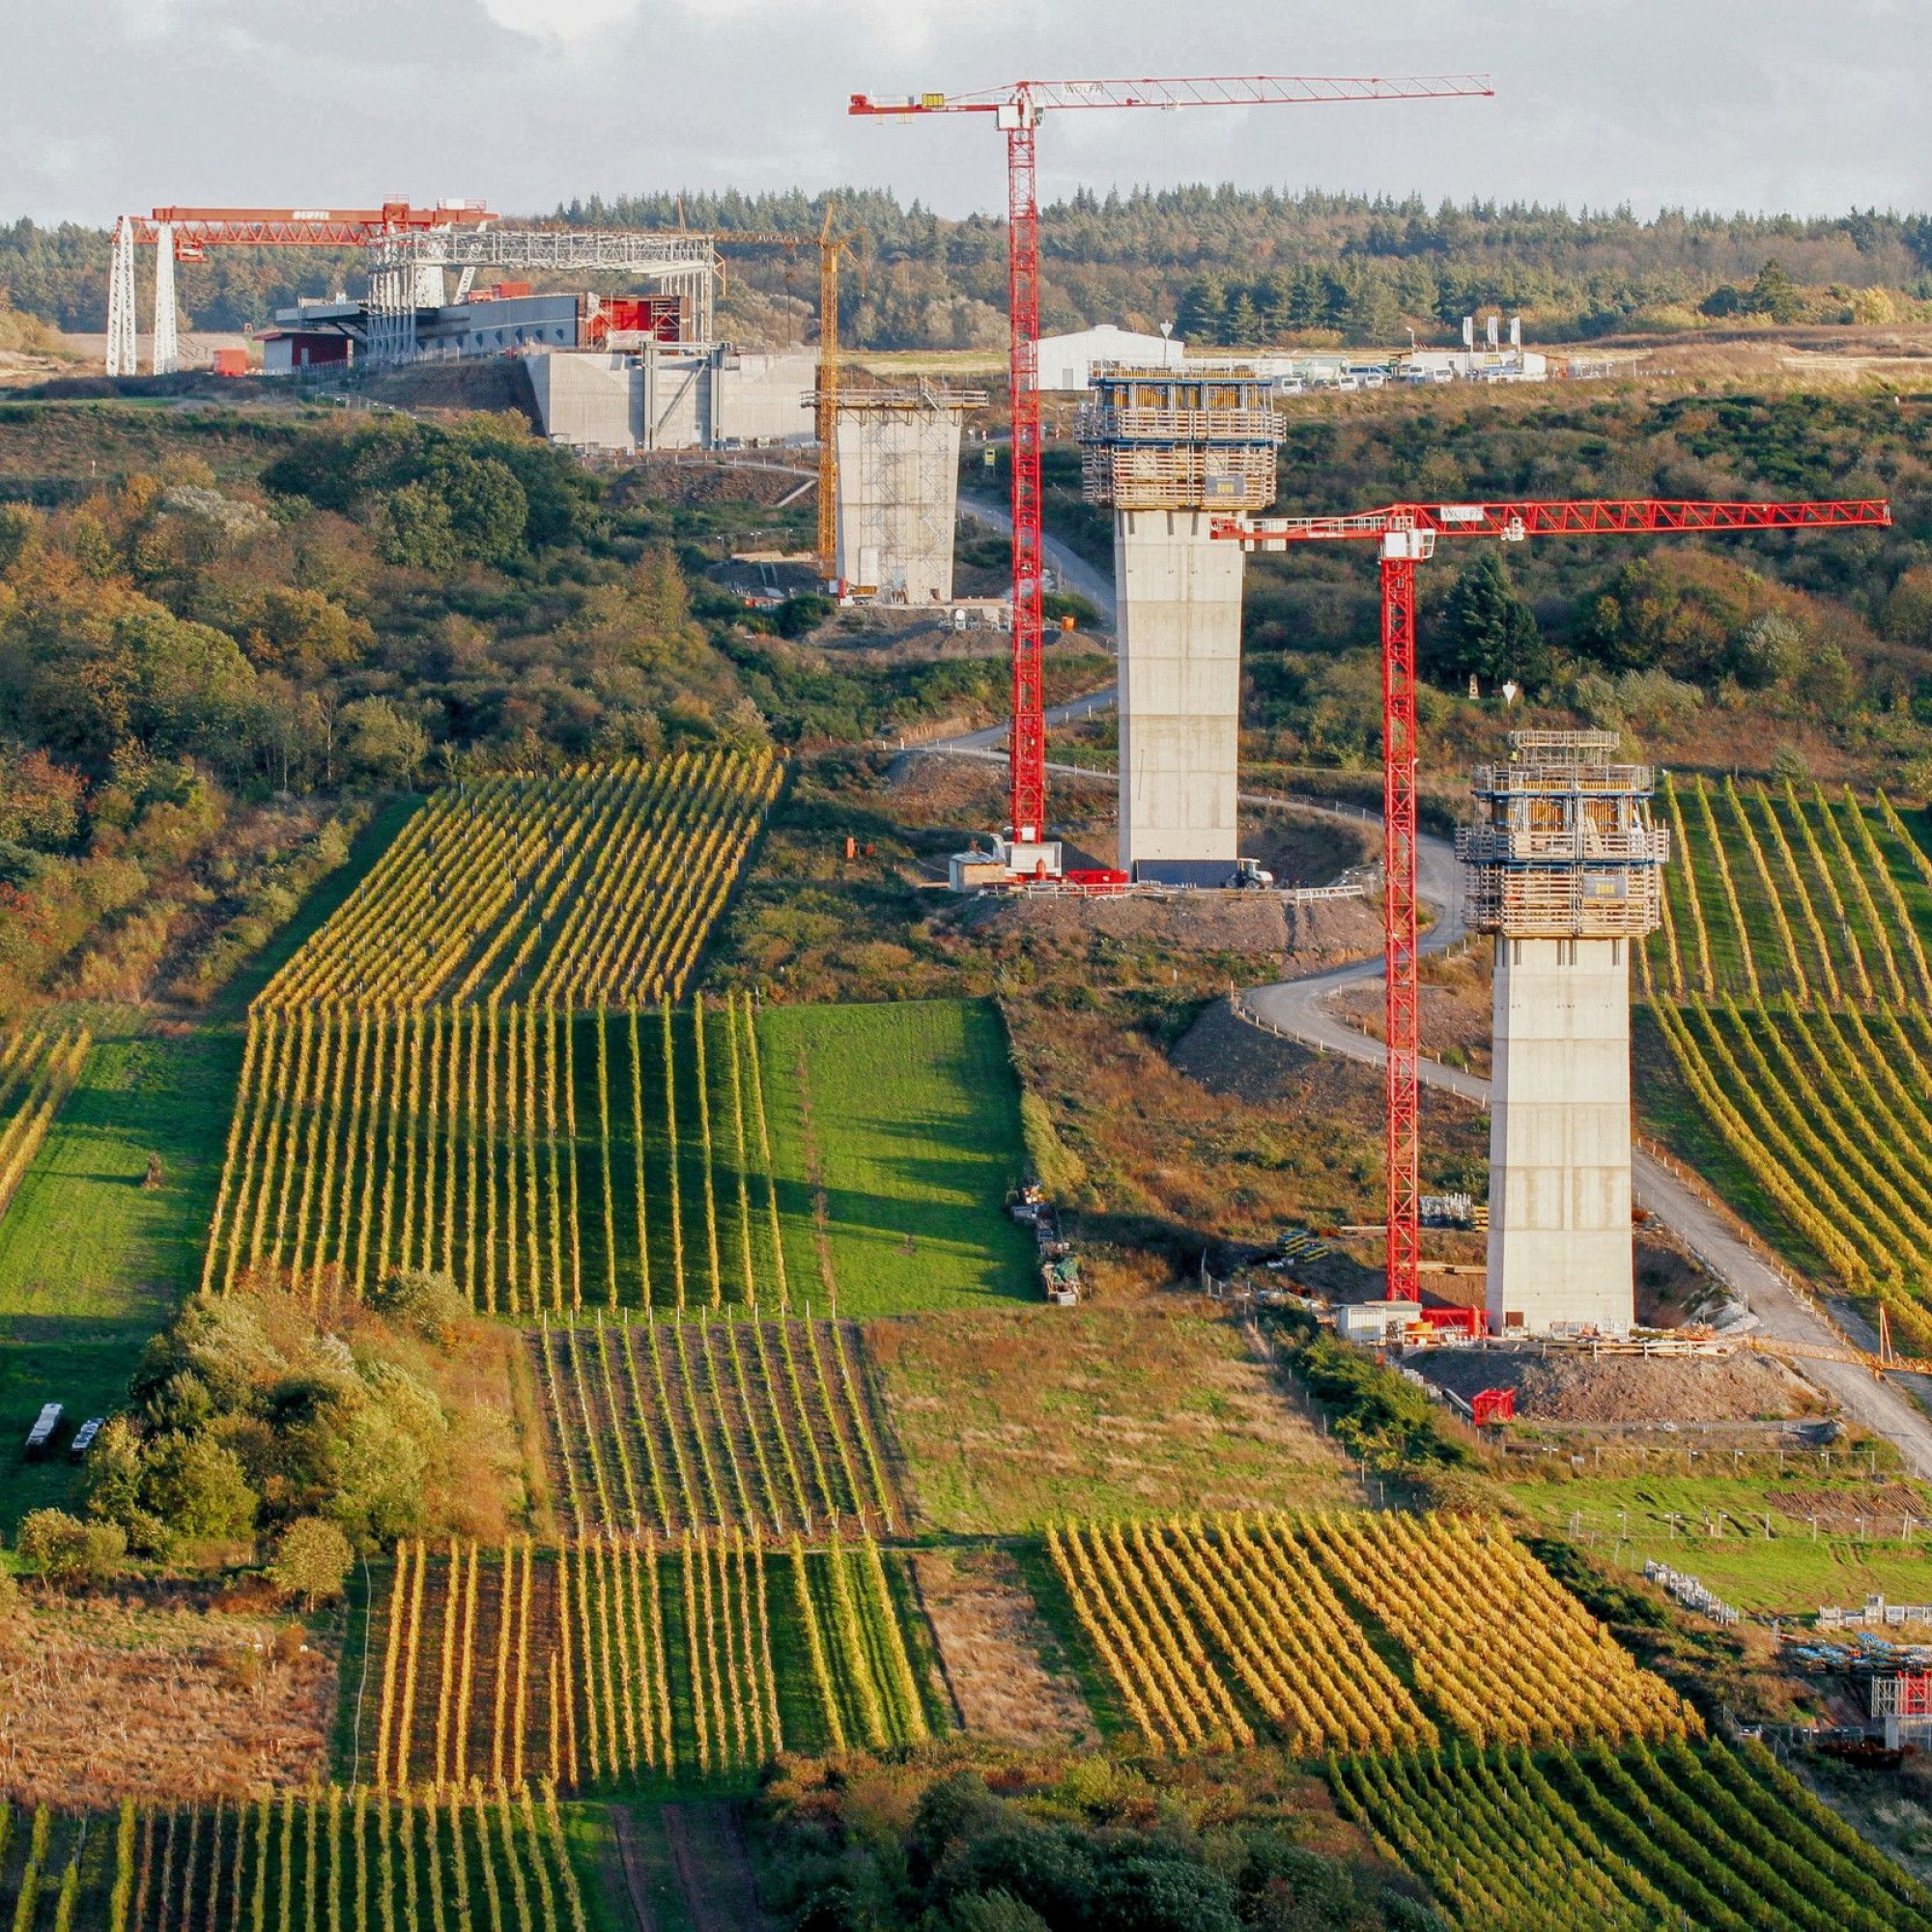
(1079, 369, 1282, 880)
(1457, 730, 1669, 1333)
(829, 383, 984, 603)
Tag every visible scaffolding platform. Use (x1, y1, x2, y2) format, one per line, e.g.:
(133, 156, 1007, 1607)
(1077, 367, 1282, 511)
(1459, 729, 1667, 939)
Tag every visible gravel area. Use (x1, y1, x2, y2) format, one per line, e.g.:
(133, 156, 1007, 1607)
(1411, 1347, 1833, 1423)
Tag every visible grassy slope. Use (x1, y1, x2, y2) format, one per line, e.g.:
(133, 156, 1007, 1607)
(868, 1305, 1359, 1534)
(0, 799, 413, 1533)
(756, 998, 1035, 1317)
(1509, 1467, 1932, 1613)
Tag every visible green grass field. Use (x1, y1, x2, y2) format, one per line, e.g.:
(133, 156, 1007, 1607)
(1508, 1467, 1932, 1613)
(0, 800, 412, 1529)
(758, 999, 1036, 1316)
(0, 1022, 242, 1531)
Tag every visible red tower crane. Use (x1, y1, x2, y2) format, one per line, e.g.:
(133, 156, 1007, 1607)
(1215, 495, 1894, 1304)
(849, 73, 1492, 851)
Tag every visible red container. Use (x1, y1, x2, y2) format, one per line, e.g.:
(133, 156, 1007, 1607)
(1420, 1305, 1486, 1336)
(211, 348, 250, 377)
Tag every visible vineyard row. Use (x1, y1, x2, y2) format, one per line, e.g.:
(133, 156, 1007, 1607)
(262, 752, 781, 1015)
(534, 1314, 905, 1544)
(1647, 774, 1932, 1010)
(1050, 1512, 1693, 1758)
(363, 1533, 932, 1789)
(1652, 995, 1932, 1290)
(0, 1025, 89, 1226)
(1331, 1735, 1932, 1932)
(201, 993, 792, 1312)
(0, 1784, 587, 1932)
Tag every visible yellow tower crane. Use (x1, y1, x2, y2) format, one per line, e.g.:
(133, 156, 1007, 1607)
(717, 213, 865, 584)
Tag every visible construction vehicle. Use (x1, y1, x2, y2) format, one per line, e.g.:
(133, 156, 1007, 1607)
(1042, 1252, 1081, 1305)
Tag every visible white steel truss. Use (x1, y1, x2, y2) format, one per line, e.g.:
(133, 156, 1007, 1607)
(152, 224, 180, 375)
(378, 228, 718, 343)
(363, 239, 419, 367)
(106, 216, 139, 376)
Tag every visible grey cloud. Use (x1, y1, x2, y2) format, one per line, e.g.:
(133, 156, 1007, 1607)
(1, 0, 1927, 223)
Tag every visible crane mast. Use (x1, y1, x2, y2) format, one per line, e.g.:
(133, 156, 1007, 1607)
(1216, 495, 1893, 1307)
(716, 218, 863, 584)
(851, 71, 1492, 854)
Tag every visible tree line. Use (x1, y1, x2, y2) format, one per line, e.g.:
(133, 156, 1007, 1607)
(5, 188, 1931, 343)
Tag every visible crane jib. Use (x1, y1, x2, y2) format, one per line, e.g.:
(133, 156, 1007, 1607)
(1215, 498, 1893, 546)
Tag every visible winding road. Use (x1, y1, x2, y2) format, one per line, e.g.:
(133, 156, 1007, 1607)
(914, 523, 1932, 1472)
(1239, 821, 1932, 1476)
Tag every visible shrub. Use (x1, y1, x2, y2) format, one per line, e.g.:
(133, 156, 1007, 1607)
(268, 1517, 355, 1608)
(15, 1509, 127, 1588)
(141, 1432, 258, 1543)
(371, 1268, 469, 1340)
(773, 593, 836, 639)
(1288, 1330, 1471, 1472)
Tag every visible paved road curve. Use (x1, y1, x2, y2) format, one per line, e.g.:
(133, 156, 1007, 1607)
(956, 491, 1118, 624)
(1242, 825, 1932, 1476)
(913, 549, 1932, 1470)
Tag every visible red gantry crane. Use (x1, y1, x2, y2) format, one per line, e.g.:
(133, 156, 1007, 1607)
(1214, 496, 1894, 1306)
(850, 74, 1493, 856)
(106, 202, 497, 376)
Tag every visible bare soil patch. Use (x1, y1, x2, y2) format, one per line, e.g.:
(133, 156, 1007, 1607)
(910, 1546, 1096, 1747)
(968, 889, 1381, 962)
(0, 1593, 332, 1805)
(889, 755, 1012, 826)
(1768, 1483, 1925, 1532)
(1411, 1348, 1831, 1424)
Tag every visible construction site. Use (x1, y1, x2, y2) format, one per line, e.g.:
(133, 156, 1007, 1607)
(12, 44, 1932, 1932)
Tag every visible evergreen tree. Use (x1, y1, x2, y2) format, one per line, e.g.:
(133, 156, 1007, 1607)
(1424, 550, 1548, 690)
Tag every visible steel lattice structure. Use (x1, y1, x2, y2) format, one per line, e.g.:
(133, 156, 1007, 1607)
(1216, 495, 1893, 1306)
(850, 72, 1492, 849)
(103, 205, 718, 372)
(104, 203, 499, 375)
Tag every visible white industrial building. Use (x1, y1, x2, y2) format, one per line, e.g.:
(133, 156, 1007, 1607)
(1078, 368, 1282, 883)
(1456, 731, 1670, 1335)
(1037, 324, 1183, 392)
(527, 346, 818, 454)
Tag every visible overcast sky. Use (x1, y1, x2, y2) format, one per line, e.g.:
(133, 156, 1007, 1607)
(4, 0, 1928, 228)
